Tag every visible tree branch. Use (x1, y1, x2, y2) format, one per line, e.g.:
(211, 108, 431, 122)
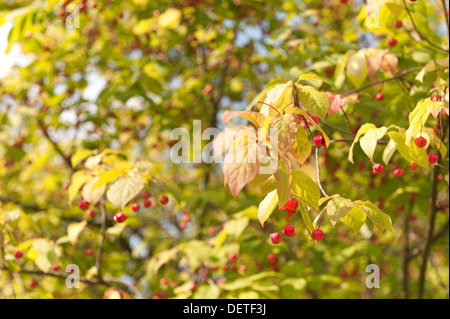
(38, 118, 73, 171)
(95, 198, 107, 282)
(402, 0, 449, 53)
(418, 116, 449, 298)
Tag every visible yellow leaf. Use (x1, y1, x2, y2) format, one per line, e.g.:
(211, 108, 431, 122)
(71, 150, 93, 168)
(68, 170, 91, 203)
(158, 8, 181, 29)
(67, 220, 87, 245)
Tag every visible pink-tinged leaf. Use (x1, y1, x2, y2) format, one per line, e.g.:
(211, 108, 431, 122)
(380, 53, 398, 75)
(222, 110, 265, 128)
(326, 92, 344, 115)
(365, 48, 387, 80)
(223, 129, 265, 198)
(268, 113, 297, 152)
(261, 81, 293, 117)
(425, 100, 444, 119)
(212, 125, 246, 158)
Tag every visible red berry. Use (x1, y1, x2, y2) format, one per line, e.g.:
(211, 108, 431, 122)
(13, 250, 23, 259)
(160, 196, 169, 205)
(282, 226, 295, 237)
(183, 214, 190, 222)
(52, 264, 60, 271)
(340, 270, 347, 278)
(312, 229, 324, 241)
(393, 20, 402, 29)
(270, 232, 282, 244)
(375, 92, 384, 101)
(340, 0, 349, 3)
(313, 135, 325, 147)
(208, 226, 215, 234)
(28, 280, 38, 288)
(372, 163, 384, 174)
(410, 193, 416, 200)
(142, 191, 151, 199)
(160, 278, 168, 285)
(388, 38, 397, 47)
(179, 222, 186, 229)
(143, 200, 152, 208)
(78, 199, 90, 210)
(189, 283, 196, 291)
(131, 203, 140, 211)
(414, 137, 427, 148)
(86, 249, 93, 256)
(228, 253, 237, 263)
(113, 212, 127, 223)
(394, 168, 404, 177)
(240, 265, 247, 272)
(397, 204, 404, 212)
(286, 209, 295, 217)
(428, 153, 438, 164)
(286, 199, 298, 211)
(87, 210, 96, 217)
(310, 116, 320, 123)
(408, 163, 418, 170)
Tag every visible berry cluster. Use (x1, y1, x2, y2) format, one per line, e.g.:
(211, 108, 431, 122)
(77, 191, 170, 224)
(270, 199, 324, 244)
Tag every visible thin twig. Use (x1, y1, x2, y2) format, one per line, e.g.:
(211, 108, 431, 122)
(95, 198, 107, 282)
(315, 147, 329, 197)
(402, 0, 449, 53)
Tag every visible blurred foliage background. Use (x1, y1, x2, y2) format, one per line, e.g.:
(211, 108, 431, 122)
(0, 0, 448, 299)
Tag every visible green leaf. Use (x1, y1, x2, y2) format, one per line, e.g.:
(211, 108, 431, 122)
(260, 175, 277, 195)
(388, 131, 429, 168)
(299, 205, 315, 239)
(326, 198, 354, 226)
(355, 201, 393, 233)
(289, 126, 311, 165)
(273, 158, 292, 207)
(257, 189, 279, 226)
(192, 285, 220, 299)
(288, 108, 330, 147)
(223, 217, 249, 238)
(297, 73, 335, 88)
(341, 205, 367, 233)
(106, 176, 145, 208)
(291, 169, 320, 212)
(297, 85, 331, 121)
